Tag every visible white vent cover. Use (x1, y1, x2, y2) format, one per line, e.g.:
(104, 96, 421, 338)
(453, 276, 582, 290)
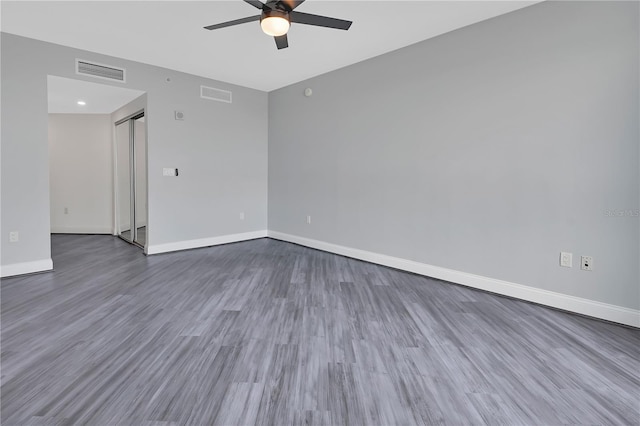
(76, 59, 126, 83)
(200, 85, 232, 103)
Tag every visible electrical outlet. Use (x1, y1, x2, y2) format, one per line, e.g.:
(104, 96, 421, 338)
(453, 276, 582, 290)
(560, 252, 572, 268)
(306, 215, 311, 225)
(9, 231, 19, 243)
(581, 256, 593, 271)
(239, 212, 245, 220)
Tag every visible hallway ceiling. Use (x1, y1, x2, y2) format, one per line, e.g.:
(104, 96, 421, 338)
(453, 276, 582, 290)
(2, 1, 540, 92)
(48, 76, 145, 114)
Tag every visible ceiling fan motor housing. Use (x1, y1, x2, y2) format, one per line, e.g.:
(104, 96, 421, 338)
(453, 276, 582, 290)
(265, 0, 289, 11)
(261, 8, 290, 23)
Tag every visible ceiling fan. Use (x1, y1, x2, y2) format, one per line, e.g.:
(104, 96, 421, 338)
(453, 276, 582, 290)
(204, 0, 352, 50)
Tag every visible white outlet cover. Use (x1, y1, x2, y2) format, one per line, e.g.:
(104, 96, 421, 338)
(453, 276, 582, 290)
(581, 256, 593, 271)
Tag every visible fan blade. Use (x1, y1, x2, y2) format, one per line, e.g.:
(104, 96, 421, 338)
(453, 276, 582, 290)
(290, 11, 352, 30)
(244, 0, 266, 10)
(279, 0, 305, 11)
(204, 15, 260, 30)
(274, 34, 289, 49)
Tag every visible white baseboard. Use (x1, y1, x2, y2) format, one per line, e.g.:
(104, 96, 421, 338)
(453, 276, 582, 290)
(147, 230, 268, 255)
(267, 231, 640, 328)
(1, 258, 53, 278)
(51, 226, 112, 234)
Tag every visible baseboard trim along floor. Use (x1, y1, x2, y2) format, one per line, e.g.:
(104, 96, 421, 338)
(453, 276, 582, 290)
(267, 231, 640, 328)
(0, 258, 53, 278)
(146, 230, 268, 255)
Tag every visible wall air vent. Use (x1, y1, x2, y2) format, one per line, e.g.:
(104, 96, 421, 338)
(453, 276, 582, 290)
(200, 85, 232, 104)
(76, 59, 126, 83)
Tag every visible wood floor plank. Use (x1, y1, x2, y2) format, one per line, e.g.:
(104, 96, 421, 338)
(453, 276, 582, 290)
(1, 234, 638, 425)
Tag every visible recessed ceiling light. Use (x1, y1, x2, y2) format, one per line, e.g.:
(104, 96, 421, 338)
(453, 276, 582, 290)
(77, 100, 86, 106)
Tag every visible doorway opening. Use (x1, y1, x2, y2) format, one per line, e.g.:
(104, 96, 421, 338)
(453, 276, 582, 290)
(47, 75, 147, 255)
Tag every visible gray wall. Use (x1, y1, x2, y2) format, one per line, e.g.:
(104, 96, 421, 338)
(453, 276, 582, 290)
(1, 33, 268, 269)
(268, 1, 639, 309)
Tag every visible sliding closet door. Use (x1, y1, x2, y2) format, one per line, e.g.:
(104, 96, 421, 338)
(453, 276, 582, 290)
(116, 120, 133, 242)
(133, 116, 147, 247)
(115, 111, 145, 248)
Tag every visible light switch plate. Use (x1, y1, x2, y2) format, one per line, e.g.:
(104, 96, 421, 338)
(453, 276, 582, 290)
(163, 168, 178, 177)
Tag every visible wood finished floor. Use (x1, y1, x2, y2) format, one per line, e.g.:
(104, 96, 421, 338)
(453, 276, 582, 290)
(1, 235, 639, 425)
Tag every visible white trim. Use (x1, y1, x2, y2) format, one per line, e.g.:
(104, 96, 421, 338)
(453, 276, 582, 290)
(51, 226, 112, 234)
(147, 230, 267, 255)
(267, 231, 640, 328)
(1, 259, 53, 278)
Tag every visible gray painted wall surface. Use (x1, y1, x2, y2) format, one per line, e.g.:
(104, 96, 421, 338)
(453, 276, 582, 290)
(1, 33, 268, 268)
(268, 1, 639, 309)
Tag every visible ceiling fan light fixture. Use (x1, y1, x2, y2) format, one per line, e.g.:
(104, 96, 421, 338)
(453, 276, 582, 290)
(261, 10, 290, 36)
(204, 1, 353, 50)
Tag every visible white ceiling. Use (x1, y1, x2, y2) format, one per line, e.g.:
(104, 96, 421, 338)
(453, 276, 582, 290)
(2, 0, 540, 92)
(47, 75, 145, 113)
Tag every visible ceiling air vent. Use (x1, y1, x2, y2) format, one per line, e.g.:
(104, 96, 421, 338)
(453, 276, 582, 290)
(76, 59, 126, 83)
(200, 85, 232, 104)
